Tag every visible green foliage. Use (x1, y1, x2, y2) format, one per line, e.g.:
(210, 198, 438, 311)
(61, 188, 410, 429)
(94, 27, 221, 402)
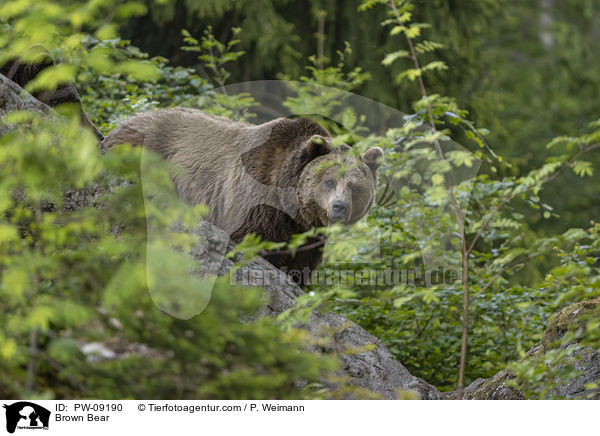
(0, 107, 339, 398)
(0, 0, 157, 92)
(0, 1, 340, 400)
(80, 38, 211, 131)
(117, 0, 600, 231)
(508, 227, 600, 398)
(1, 0, 599, 400)
(182, 26, 245, 88)
(316, 0, 600, 391)
(180, 27, 256, 120)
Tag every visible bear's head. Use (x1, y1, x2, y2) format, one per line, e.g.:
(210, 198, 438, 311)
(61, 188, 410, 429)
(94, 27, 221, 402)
(296, 135, 383, 227)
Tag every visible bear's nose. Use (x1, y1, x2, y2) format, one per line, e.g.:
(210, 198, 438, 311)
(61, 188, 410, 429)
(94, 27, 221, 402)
(331, 201, 348, 216)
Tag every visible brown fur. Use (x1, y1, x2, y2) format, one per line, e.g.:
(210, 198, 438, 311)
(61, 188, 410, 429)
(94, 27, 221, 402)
(102, 108, 383, 285)
(1, 60, 104, 140)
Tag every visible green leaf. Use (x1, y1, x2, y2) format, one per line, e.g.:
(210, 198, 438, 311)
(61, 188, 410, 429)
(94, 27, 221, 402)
(119, 60, 160, 81)
(381, 50, 409, 66)
(395, 68, 421, 83)
(421, 61, 448, 73)
(0, 338, 17, 360)
(25, 64, 77, 93)
(0, 223, 18, 243)
(571, 160, 594, 177)
(390, 26, 404, 36)
(446, 150, 477, 168)
(431, 173, 445, 185)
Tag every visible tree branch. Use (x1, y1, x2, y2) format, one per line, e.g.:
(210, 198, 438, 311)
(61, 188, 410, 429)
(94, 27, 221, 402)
(543, 143, 600, 184)
(259, 235, 327, 257)
(389, 0, 469, 399)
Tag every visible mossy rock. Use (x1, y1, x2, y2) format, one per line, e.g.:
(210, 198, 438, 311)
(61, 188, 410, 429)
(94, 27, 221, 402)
(451, 297, 600, 400)
(458, 369, 525, 400)
(542, 296, 600, 350)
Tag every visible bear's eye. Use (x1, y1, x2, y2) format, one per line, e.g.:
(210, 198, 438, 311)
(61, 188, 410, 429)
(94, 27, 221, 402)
(350, 184, 360, 193)
(326, 180, 336, 189)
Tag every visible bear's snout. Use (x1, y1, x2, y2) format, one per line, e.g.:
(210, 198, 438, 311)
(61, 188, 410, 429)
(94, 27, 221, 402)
(330, 201, 348, 220)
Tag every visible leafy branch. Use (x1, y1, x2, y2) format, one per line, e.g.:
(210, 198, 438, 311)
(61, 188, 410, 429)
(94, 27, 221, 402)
(365, 0, 600, 399)
(182, 26, 245, 91)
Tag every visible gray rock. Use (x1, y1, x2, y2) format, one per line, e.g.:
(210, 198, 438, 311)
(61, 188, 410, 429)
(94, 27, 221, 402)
(446, 369, 524, 400)
(80, 342, 117, 362)
(0, 73, 52, 116)
(558, 348, 600, 399)
(189, 220, 441, 399)
(446, 297, 600, 400)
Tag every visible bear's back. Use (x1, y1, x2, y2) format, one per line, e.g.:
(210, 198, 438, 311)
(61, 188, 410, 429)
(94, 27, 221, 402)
(101, 109, 309, 233)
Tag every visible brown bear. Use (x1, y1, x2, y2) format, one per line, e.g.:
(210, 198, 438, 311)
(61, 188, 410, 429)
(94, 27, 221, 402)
(101, 108, 383, 285)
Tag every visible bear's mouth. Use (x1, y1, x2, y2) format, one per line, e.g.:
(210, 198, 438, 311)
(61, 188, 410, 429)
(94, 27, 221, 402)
(328, 212, 353, 225)
(328, 211, 366, 226)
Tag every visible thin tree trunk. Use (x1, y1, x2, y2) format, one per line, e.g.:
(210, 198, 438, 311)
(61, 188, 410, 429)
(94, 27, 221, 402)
(540, 0, 555, 48)
(389, 0, 470, 398)
(26, 329, 37, 392)
(317, 11, 326, 69)
(457, 252, 469, 399)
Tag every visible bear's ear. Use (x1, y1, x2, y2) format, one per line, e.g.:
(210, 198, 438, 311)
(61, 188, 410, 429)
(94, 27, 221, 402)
(303, 135, 332, 160)
(361, 146, 384, 173)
